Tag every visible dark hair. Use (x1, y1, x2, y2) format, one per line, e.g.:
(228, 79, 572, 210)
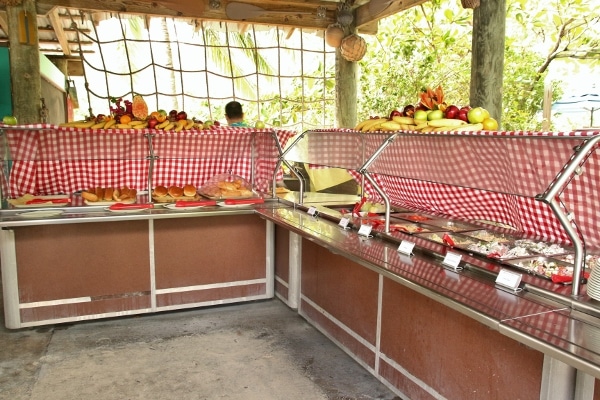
(225, 101, 244, 119)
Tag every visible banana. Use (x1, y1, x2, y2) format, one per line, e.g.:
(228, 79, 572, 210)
(354, 119, 373, 131)
(72, 121, 96, 128)
(451, 123, 483, 131)
(103, 119, 117, 129)
(414, 121, 429, 131)
(360, 118, 388, 132)
(174, 121, 186, 132)
(420, 126, 436, 133)
(59, 120, 88, 127)
(380, 121, 402, 131)
(426, 118, 467, 128)
(113, 123, 132, 129)
(156, 120, 171, 129)
(366, 119, 388, 132)
(162, 122, 175, 131)
(91, 121, 107, 129)
(391, 116, 415, 125)
(185, 119, 195, 129)
(128, 120, 147, 126)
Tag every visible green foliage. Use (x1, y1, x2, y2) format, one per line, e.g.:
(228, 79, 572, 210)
(357, 0, 599, 130)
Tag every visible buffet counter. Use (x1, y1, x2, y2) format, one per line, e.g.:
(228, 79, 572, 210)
(259, 194, 600, 400)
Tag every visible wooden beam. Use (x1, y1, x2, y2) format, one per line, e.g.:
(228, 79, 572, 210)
(36, 0, 338, 30)
(48, 7, 71, 56)
(354, 0, 426, 29)
(0, 11, 8, 36)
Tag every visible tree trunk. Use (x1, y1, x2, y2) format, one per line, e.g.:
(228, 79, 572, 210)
(7, 0, 42, 124)
(469, 0, 506, 127)
(335, 48, 357, 128)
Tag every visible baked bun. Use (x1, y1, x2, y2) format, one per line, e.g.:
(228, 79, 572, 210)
(183, 184, 196, 197)
(81, 191, 98, 202)
(104, 187, 114, 201)
(153, 185, 168, 197)
(168, 186, 183, 198)
(218, 181, 237, 191)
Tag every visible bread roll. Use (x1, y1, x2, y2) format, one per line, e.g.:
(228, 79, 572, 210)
(112, 188, 121, 201)
(104, 187, 114, 201)
(153, 185, 168, 197)
(81, 191, 98, 202)
(183, 184, 196, 197)
(168, 186, 183, 198)
(95, 187, 105, 200)
(218, 181, 237, 191)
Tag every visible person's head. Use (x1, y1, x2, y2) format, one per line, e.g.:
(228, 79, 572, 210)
(225, 101, 244, 124)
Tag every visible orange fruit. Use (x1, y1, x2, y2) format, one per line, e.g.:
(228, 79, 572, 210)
(156, 114, 167, 123)
(119, 114, 132, 124)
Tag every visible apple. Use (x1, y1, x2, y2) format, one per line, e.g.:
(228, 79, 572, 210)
(457, 110, 469, 122)
(147, 118, 159, 129)
(467, 107, 487, 124)
(177, 111, 187, 120)
(169, 110, 178, 120)
(389, 109, 402, 119)
(2, 115, 17, 125)
(427, 109, 444, 121)
(413, 109, 428, 121)
(402, 105, 415, 117)
(255, 120, 266, 129)
(204, 120, 214, 129)
(444, 105, 460, 119)
(213, 121, 220, 127)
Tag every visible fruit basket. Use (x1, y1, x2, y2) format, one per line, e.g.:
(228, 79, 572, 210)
(199, 173, 255, 200)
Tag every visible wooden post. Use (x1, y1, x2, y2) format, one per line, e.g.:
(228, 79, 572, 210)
(335, 31, 357, 128)
(469, 0, 506, 127)
(6, 0, 41, 124)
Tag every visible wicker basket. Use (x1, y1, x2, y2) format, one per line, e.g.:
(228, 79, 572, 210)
(461, 0, 480, 9)
(340, 34, 367, 62)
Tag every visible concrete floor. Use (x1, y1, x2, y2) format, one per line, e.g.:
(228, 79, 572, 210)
(0, 291, 403, 400)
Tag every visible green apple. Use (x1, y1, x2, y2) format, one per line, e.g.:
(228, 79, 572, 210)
(427, 109, 444, 121)
(2, 115, 17, 125)
(255, 120, 266, 129)
(413, 110, 428, 121)
(467, 107, 487, 124)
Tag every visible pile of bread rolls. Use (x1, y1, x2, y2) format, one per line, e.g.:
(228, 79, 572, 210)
(199, 178, 253, 199)
(81, 187, 137, 203)
(152, 185, 198, 202)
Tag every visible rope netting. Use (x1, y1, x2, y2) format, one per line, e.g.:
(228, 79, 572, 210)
(68, 10, 336, 131)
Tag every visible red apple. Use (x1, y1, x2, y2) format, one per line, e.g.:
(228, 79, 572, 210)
(177, 111, 187, 120)
(389, 109, 402, 119)
(457, 110, 469, 122)
(147, 118, 159, 129)
(444, 105, 460, 119)
(169, 110, 178, 120)
(213, 120, 220, 127)
(402, 105, 415, 117)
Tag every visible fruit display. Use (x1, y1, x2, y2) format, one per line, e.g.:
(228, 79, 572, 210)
(355, 85, 498, 133)
(58, 95, 218, 132)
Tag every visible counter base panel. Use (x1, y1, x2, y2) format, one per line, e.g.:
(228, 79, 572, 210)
(156, 282, 267, 307)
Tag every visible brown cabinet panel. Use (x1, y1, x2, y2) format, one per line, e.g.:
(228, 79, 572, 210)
(14, 222, 151, 303)
(301, 239, 379, 344)
(380, 277, 543, 400)
(153, 215, 266, 289)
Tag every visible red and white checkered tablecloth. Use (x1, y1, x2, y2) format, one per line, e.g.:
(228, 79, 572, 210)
(302, 129, 600, 250)
(0, 124, 295, 197)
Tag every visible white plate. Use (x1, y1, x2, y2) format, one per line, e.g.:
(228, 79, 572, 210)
(17, 210, 64, 218)
(85, 199, 135, 206)
(104, 207, 149, 213)
(217, 202, 257, 208)
(10, 195, 70, 208)
(163, 204, 207, 211)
